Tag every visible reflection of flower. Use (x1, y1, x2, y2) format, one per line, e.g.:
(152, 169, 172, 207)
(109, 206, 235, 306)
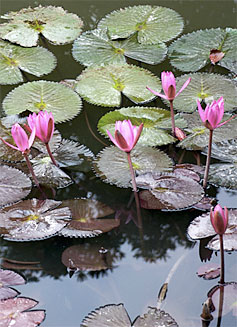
(210, 204, 228, 235)
(0, 269, 25, 300)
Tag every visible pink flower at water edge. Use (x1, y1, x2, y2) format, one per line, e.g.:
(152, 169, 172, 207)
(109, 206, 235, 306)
(107, 120, 143, 153)
(210, 204, 228, 235)
(0, 123, 35, 154)
(197, 97, 226, 130)
(147, 71, 191, 102)
(27, 111, 54, 144)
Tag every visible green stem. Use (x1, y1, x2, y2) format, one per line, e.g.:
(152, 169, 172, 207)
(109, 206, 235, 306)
(45, 143, 58, 167)
(23, 153, 40, 187)
(219, 234, 225, 285)
(203, 129, 213, 189)
(169, 100, 175, 137)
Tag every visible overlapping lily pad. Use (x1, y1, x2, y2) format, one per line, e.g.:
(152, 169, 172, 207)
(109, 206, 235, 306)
(2, 81, 83, 123)
(203, 139, 237, 163)
(0, 269, 25, 300)
(98, 107, 186, 146)
(0, 40, 56, 85)
(166, 73, 237, 113)
(208, 163, 237, 190)
(81, 304, 178, 327)
(0, 165, 32, 207)
(72, 30, 167, 66)
(178, 112, 237, 150)
(93, 146, 173, 188)
(168, 28, 237, 73)
(97, 5, 183, 44)
(74, 64, 161, 107)
(0, 198, 71, 241)
(0, 5, 83, 46)
(137, 172, 204, 210)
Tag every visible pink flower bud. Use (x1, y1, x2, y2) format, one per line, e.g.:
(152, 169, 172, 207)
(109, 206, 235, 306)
(27, 111, 54, 144)
(210, 204, 228, 235)
(174, 127, 186, 140)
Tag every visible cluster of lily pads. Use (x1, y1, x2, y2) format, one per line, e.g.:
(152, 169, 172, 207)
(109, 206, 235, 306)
(0, 3, 237, 326)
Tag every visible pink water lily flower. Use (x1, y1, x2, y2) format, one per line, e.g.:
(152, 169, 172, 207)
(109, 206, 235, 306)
(107, 120, 143, 153)
(210, 204, 228, 235)
(147, 71, 191, 102)
(27, 111, 54, 144)
(0, 123, 35, 154)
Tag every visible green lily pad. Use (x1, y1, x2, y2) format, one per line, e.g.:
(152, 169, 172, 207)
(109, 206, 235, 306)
(74, 64, 161, 107)
(208, 163, 237, 190)
(166, 73, 237, 113)
(202, 139, 237, 163)
(97, 5, 183, 44)
(0, 5, 83, 46)
(2, 81, 83, 123)
(93, 145, 173, 188)
(0, 40, 56, 85)
(98, 107, 187, 146)
(72, 29, 167, 67)
(168, 28, 237, 73)
(178, 112, 237, 150)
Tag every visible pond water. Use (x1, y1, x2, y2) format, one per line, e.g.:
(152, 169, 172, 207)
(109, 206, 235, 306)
(0, 0, 237, 326)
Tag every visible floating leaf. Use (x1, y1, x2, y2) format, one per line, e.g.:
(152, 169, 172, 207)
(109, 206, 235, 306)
(97, 5, 183, 44)
(0, 5, 83, 46)
(168, 28, 237, 73)
(98, 107, 187, 146)
(192, 197, 215, 211)
(74, 64, 161, 107)
(207, 233, 237, 251)
(93, 146, 173, 188)
(0, 165, 31, 207)
(0, 269, 25, 300)
(0, 198, 71, 241)
(0, 40, 56, 85)
(2, 81, 82, 123)
(0, 297, 45, 326)
(197, 263, 220, 280)
(137, 173, 204, 210)
(187, 209, 237, 241)
(208, 163, 237, 190)
(202, 139, 237, 163)
(133, 307, 178, 326)
(165, 73, 237, 113)
(178, 113, 237, 150)
(61, 244, 114, 271)
(72, 29, 167, 66)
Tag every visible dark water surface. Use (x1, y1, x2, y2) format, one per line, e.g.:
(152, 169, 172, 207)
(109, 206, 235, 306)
(0, 0, 236, 326)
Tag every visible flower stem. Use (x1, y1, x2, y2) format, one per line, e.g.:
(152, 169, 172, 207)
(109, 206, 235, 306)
(127, 152, 137, 192)
(23, 153, 40, 187)
(45, 143, 58, 167)
(219, 234, 225, 285)
(203, 129, 213, 189)
(217, 285, 224, 327)
(169, 100, 176, 137)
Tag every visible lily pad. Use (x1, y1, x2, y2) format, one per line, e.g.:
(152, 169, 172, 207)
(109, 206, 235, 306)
(0, 40, 56, 85)
(197, 263, 220, 280)
(98, 107, 187, 146)
(72, 29, 167, 66)
(0, 297, 45, 327)
(0, 269, 25, 300)
(0, 5, 83, 46)
(207, 233, 237, 251)
(168, 28, 237, 73)
(0, 198, 71, 241)
(202, 139, 237, 163)
(74, 64, 161, 107)
(0, 165, 32, 207)
(178, 112, 237, 150)
(97, 5, 183, 44)
(93, 145, 173, 188)
(2, 81, 83, 123)
(137, 172, 204, 210)
(208, 163, 237, 190)
(166, 73, 237, 113)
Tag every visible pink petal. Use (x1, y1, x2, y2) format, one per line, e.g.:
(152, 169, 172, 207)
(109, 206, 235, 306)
(0, 137, 20, 151)
(161, 71, 176, 97)
(197, 100, 206, 123)
(106, 129, 120, 149)
(146, 86, 168, 99)
(175, 77, 191, 98)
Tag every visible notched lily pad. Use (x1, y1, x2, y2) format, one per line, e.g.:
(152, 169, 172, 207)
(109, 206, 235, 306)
(2, 80, 83, 123)
(93, 146, 173, 188)
(0, 165, 32, 207)
(208, 163, 237, 190)
(168, 28, 237, 73)
(74, 64, 161, 107)
(97, 5, 184, 44)
(98, 107, 186, 146)
(0, 5, 83, 46)
(197, 263, 220, 280)
(0, 269, 25, 300)
(137, 172, 204, 210)
(0, 198, 71, 241)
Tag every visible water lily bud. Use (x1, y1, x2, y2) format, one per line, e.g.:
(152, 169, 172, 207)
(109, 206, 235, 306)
(210, 204, 228, 235)
(174, 127, 186, 140)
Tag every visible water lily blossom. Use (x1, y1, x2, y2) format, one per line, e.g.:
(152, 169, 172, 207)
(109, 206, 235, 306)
(210, 204, 228, 235)
(27, 111, 54, 144)
(107, 120, 143, 153)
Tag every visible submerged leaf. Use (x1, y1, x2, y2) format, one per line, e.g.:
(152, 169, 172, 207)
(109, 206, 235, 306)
(0, 165, 31, 207)
(74, 64, 161, 107)
(97, 5, 183, 44)
(0, 5, 83, 46)
(2, 81, 83, 123)
(168, 28, 237, 73)
(93, 146, 173, 188)
(208, 163, 237, 190)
